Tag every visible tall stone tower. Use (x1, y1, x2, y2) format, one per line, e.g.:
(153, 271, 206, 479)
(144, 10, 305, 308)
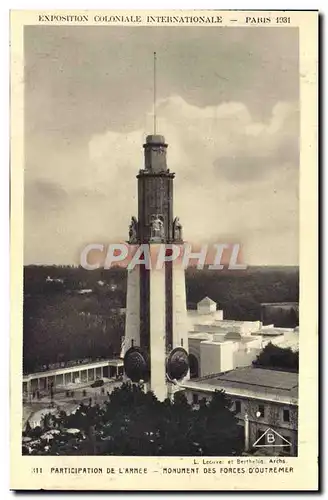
(123, 134, 189, 401)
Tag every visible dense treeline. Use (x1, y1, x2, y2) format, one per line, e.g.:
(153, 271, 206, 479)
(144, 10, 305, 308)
(24, 266, 127, 303)
(185, 266, 299, 324)
(24, 267, 127, 373)
(23, 294, 125, 374)
(23, 265, 299, 373)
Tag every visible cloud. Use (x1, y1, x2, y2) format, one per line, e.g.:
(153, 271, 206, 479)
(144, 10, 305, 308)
(24, 96, 298, 265)
(25, 179, 69, 212)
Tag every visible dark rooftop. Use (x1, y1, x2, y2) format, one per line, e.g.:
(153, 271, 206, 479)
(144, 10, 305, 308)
(190, 366, 298, 401)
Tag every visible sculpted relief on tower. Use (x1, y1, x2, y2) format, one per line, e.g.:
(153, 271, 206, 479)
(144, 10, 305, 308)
(128, 216, 138, 244)
(173, 216, 183, 242)
(150, 214, 165, 241)
(130, 214, 183, 243)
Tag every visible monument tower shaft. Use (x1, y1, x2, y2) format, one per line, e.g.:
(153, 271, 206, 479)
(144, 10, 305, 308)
(124, 134, 188, 401)
(137, 135, 175, 356)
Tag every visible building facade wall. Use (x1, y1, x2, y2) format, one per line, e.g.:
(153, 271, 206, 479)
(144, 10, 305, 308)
(197, 303, 216, 315)
(188, 338, 202, 363)
(184, 388, 298, 456)
(233, 346, 261, 369)
(200, 341, 234, 377)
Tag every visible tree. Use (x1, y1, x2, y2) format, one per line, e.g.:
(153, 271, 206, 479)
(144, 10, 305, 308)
(24, 383, 243, 456)
(253, 342, 299, 372)
(23, 420, 32, 436)
(199, 390, 242, 455)
(41, 412, 56, 431)
(29, 425, 42, 439)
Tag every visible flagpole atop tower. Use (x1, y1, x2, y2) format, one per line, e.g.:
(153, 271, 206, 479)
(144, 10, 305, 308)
(153, 51, 157, 135)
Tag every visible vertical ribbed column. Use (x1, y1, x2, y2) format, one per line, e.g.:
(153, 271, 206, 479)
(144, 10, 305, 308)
(149, 249, 167, 401)
(139, 262, 150, 350)
(172, 253, 189, 355)
(165, 259, 173, 351)
(124, 266, 140, 354)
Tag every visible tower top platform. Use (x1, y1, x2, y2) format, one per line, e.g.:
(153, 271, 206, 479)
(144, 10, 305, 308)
(144, 134, 167, 146)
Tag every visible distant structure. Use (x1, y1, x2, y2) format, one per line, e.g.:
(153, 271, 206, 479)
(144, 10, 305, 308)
(197, 296, 219, 316)
(123, 134, 189, 400)
(187, 298, 299, 378)
(45, 276, 64, 284)
(261, 302, 299, 327)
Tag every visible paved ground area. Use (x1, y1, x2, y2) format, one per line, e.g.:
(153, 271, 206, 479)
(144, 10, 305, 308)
(23, 379, 123, 428)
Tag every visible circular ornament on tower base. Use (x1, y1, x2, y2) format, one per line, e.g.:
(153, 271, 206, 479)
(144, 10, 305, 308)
(124, 347, 150, 383)
(166, 347, 189, 382)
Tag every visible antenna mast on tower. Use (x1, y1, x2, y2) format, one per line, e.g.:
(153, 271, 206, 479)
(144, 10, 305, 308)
(153, 51, 157, 135)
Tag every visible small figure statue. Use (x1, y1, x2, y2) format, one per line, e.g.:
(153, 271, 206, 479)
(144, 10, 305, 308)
(150, 215, 164, 240)
(173, 216, 183, 241)
(129, 216, 138, 243)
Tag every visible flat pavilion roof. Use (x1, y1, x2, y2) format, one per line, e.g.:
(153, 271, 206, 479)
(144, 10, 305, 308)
(182, 366, 298, 405)
(23, 358, 124, 381)
(212, 367, 298, 391)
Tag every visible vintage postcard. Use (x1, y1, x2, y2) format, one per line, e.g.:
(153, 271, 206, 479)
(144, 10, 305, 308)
(10, 10, 318, 491)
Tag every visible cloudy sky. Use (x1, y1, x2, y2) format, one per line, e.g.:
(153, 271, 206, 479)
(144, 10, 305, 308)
(24, 26, 299, 265)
